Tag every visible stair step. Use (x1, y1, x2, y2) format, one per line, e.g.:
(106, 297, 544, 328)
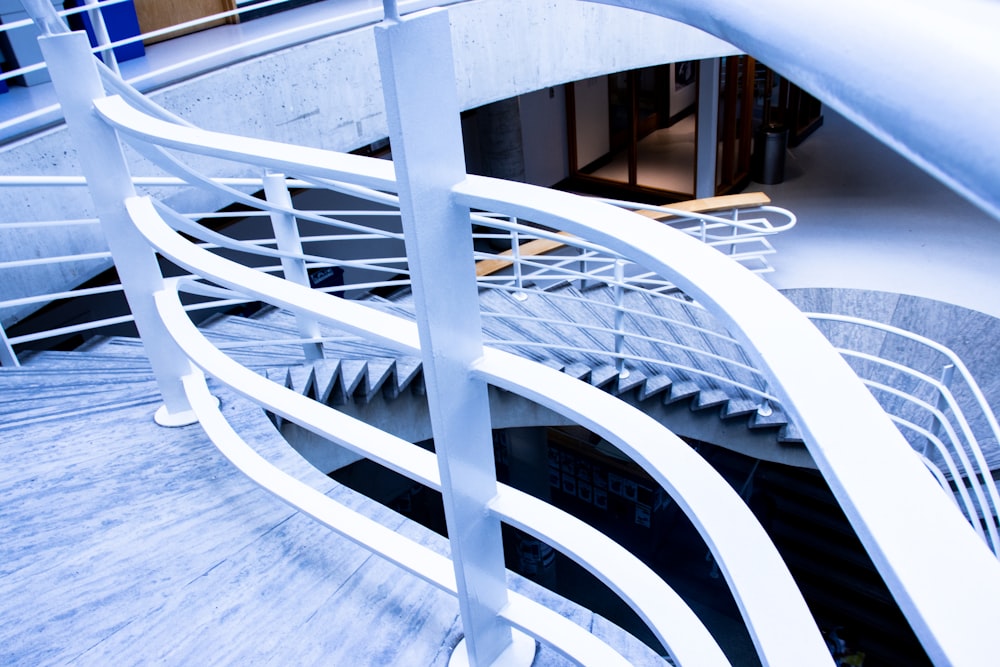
(692, 388, 730, 411)
(614, 368, 646, 396)
(589, 364, 619, 389)
(562, 362, 591, 382)
(748, 405, 790, 430)
(360, 358, 396, 402)
(637, 374, 672, 401)
(665, 381, 700, 404)
(779, 420, 804, 444)
(721, 398, 762, 419)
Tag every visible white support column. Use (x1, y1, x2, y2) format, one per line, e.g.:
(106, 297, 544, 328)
(375, 8, 533, 667)
(263, 172, 324, 361)
(39, 31, 200, 426)
(696, 58, 720, 199)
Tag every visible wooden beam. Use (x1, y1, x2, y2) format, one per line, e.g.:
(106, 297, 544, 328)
(475, 193, 771, 277)
(634, 192, 771, 221)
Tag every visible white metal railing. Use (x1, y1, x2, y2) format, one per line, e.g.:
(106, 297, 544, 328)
(0, 0, 469, 142)
(30, 21, 837, 666)
(806, 312, 1000, 555)
(0, 185, 791, 376)
(10, 3, 1000, 666)
(9, 169, 998, 552)
(2, 68, 997, 553)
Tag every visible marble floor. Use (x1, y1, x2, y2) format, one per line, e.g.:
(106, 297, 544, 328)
(593, 108, 1000, 320)
(751, 111, 1000, 319)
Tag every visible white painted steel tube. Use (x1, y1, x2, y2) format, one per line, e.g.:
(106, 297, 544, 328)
(453, 174, 1000, 665)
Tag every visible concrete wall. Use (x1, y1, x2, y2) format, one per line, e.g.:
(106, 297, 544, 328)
(572, 74, 610, 170)
(519, 86, 569, 187)
(0, 0, 738, 326)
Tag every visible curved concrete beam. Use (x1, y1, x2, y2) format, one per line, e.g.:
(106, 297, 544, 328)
(587, 0, 1000, 221)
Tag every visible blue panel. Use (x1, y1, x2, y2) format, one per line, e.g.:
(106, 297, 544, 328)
(65, 0, 144, 62)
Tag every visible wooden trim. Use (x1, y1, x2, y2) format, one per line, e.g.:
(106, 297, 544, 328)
(134, 0, 238, 45)
(475, 193, 771, 277)
(736, 58, 756, 180)
(475, 233, 573, 277)
(634, 192, 771, 221)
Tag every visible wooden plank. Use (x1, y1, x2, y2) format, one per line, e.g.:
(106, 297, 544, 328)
(133, 0, 238, 44)
(634, 192, 771, 220)
(475, 193, 771, 277)
(475, 233, 572, 277)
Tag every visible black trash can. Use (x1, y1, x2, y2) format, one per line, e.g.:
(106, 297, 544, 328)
(754, 122, 789, 184)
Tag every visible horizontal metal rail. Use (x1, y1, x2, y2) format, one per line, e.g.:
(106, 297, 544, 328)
(1, 0, 471, 141)
(8, 5, 1000, 664)
(121, 149, 830, 661)
(148, 227, 731, 665)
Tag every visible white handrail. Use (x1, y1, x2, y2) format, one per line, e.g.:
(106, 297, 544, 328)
(452, 173, 1000, 665)
(147, 219, 729, 665)
(7, 62, 1000, 664)
(122, 175, 830, 662)
(3, 0, 472, 141)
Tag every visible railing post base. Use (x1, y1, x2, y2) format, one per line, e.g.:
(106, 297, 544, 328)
(154, 393, 218, 427)
(449, 630, 536, 667)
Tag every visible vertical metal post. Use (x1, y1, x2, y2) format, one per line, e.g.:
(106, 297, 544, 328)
(82, 0, 120, 75)
(696, 58, 720, 199)
(925, 363, 956, 457)
(510, 224, 527, 301)
(375, 9, 533, 667)
(263, 172, 324, 361)
(39, 31, 200, 426)
(730, 207, 740, 256)
(578, 247, 590, 291)
(613, 259, 628, 379)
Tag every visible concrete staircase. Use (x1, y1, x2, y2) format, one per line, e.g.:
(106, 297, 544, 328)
(224, 283, 808, 470)
(7, 282, 998, 666)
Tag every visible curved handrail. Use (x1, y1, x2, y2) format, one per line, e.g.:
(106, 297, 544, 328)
(11, 80, 1000, 662)
(146, 211, 732, 665)
(5, 171, 997, 529)
(808, 312, 1000, 456)
(125, 175, 830, 661)
(452, 174, 1000, 665)
(169, 371, 637, 667)
(4, 0, 472, 141)
(807, 312, 1000, 554)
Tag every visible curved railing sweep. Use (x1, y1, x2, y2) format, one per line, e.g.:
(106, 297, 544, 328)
(15, 5, 1000, 666)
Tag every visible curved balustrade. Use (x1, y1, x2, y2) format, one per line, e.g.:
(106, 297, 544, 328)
(135, 197, 752, 665)
(79, 86, 997, 662)
(806, 313, 1000, 556)
(10, 9, 1000, 664)
(104, 78, 833, 656)
(4, 91, 998, 554)
(2, 0, 467, 140)
(4, 91, 998, 542)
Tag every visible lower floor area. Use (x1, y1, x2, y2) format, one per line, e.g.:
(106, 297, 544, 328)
(333, 423, 930, 666)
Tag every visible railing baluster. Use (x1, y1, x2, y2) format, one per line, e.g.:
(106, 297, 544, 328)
(263, 171, 324, 361)
(925, 363, 956, 457)
(82, 0, 120, 75)
(613, 259, 628, 379)
(375, 8, 533, 665)
(730, 206, 740, 256)
(38, 29, 202, 426)
(510, 221, 527, 301)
